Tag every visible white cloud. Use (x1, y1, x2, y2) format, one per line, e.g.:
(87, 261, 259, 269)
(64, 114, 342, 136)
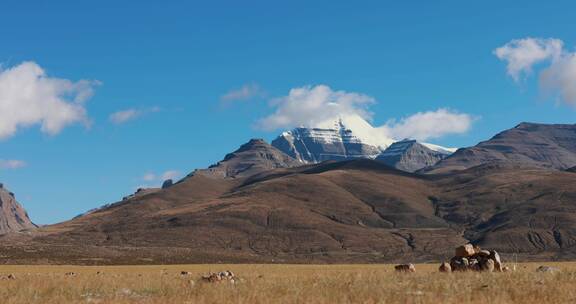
(142, 172, 157, 182)
(256, 85, 374, 131)
(220, 83, 264, 104)
(256, 85, 473, 142)
(494, 38, 563, 82)
(160, 170, 180, 181)
(0, 159, 27, 169)
(140, 170, 181, 187)
(383, 108, 474, 141)
(495, 37, 576, 106)
(540, 53, 576, 106)
(109, 106, 160, 124)
(0, 61, 99, 140)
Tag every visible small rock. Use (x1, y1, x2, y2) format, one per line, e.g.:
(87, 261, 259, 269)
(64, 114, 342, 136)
(118, 288, 133, 296)
(201, 270, 238, 283)
(536, 266, 560, 273)
(439, 262, 451, 273)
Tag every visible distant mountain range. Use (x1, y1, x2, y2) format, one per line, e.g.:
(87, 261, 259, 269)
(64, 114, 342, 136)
(3, 121, 576, 264)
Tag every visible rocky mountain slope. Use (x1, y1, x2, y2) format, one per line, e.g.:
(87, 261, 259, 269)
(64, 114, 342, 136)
(192, 139, 302, 179)
(427, 122, 576, 173)
(376, 139, 450, 172)
(0, 184, 36, 234)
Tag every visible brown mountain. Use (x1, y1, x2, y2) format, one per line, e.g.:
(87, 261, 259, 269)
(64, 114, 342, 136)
(192, 138, 302, 179)
(3, 125, 576, 264)
(0, 184, 36, 234)
(3, 158, 576, 264)
(427, 122, 576, 174)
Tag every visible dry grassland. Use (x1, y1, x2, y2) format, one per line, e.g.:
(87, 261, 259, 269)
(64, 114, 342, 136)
(0, 263, 575, 303)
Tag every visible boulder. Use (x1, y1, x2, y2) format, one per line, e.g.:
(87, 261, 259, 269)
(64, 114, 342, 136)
(473, 245, 482, 254)
(162, 179, 173, 189)
(395, 264, 416, 273)
(476, 250, 491, 258)
(455, 244, 475, 258)
(480, 259, 495, 272)
(439, 262, 451, 273)
(450, 257, 469, 272)
(489, 250, 503, 271)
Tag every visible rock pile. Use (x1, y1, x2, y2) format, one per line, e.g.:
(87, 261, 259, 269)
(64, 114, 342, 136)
(201, 270, 236, 283)
(441, 244, 507, 272)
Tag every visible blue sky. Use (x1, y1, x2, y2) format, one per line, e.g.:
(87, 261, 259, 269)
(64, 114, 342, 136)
(1, 0, 575, 224)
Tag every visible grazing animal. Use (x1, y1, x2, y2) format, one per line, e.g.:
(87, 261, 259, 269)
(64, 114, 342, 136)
(394, 264, 416, 273)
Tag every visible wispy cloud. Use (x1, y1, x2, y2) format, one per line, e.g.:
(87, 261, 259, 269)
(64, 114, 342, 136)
(109, 106, 160, 124)
(0, 159, 27, 169)
(0, 61, 99, 140)
(139, 170, 181, 188)
(495, 37, 576, 106)
(256, 85, 474, 142)
(494, 38, 563, 82)
(220, 83, 265, 106)
(383, 108, 474, 141)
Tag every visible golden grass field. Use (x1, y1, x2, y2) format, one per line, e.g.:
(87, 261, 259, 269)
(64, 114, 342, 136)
(0, 263, 575, 304)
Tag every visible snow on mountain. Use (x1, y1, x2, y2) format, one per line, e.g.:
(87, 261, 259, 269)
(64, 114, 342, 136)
(271, 114, 456, 164)
(313, 115, 396, 150)
(271, 116, 386, 163)
(421, 143, 458, 154)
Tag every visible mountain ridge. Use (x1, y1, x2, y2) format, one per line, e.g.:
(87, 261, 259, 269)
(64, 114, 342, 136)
(427, 122, 576, 173)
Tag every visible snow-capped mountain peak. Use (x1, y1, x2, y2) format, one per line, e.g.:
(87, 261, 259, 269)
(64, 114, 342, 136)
(271, 115, 457, 166)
